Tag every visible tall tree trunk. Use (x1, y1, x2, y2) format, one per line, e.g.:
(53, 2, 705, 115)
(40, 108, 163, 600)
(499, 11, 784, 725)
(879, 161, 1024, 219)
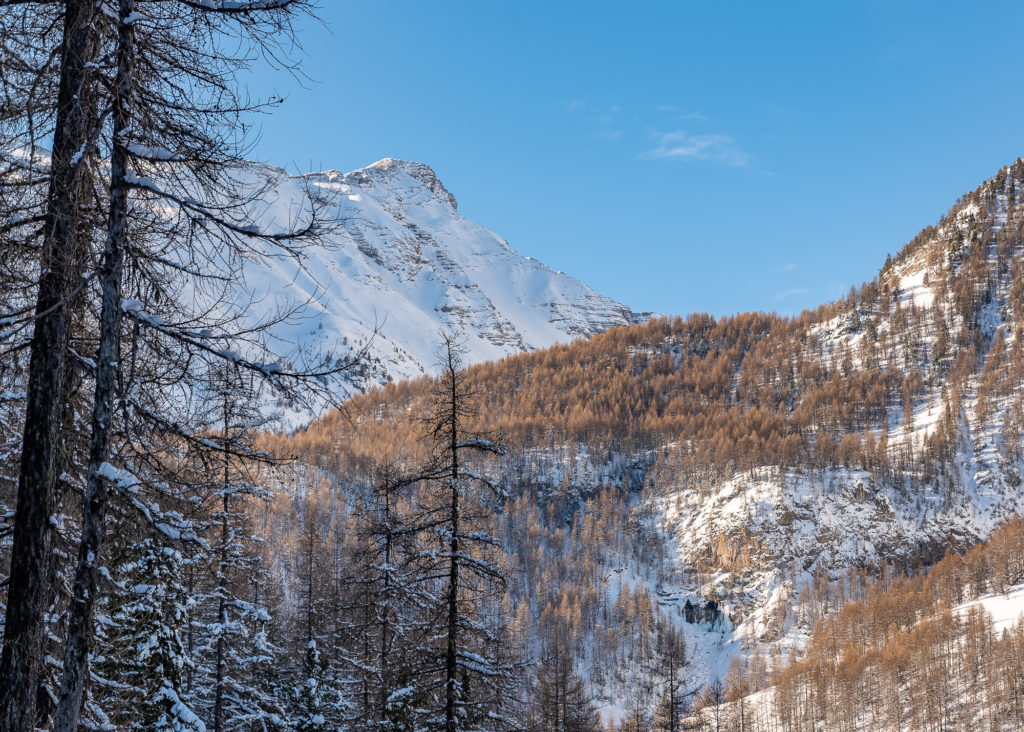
(53, 1, 134, 727)
(445, 371, 460, 732)
(427, 336, 507, 729)
(214, 491, 228, 732)
(0, 2, 99, 728)
(380, 490, 392, 723)
(214, 388, 231, 732)
(187, 564, 196, 694)
(307, 512, 315, 645)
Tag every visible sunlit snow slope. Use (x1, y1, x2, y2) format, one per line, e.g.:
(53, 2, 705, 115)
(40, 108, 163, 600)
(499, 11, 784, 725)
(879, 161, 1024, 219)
(246, 158, 639, 391)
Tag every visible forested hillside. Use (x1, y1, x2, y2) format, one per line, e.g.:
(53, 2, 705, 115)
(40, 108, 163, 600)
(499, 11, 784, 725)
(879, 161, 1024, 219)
(699, 518, 1024, 731)
(6, 2, 1024, 731)
(6, 151, 1024, 729)
(255, 158, 1024, 727)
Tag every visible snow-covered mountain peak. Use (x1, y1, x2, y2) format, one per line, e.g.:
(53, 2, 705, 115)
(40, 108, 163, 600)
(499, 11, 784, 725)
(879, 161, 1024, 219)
(359, 157, 459, 210)
(239, 157, 640, 416)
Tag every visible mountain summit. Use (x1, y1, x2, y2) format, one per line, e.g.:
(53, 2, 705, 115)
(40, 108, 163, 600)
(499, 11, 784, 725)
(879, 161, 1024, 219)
(253, 158, 640, 391)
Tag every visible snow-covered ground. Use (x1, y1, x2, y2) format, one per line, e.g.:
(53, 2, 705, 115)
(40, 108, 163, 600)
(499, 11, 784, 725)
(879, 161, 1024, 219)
(955, 583, 1024, 634)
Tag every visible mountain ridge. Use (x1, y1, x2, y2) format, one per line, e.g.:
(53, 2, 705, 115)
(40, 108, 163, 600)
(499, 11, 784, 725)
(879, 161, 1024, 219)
(245, 156, 645, 401)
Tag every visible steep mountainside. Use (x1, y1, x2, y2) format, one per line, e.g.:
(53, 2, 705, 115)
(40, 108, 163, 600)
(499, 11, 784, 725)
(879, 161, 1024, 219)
(710, 518, 1024, 731)
(245, 157, 639, 390)
(655, 160, 1024, 656)
(265, 159, 1024, 726)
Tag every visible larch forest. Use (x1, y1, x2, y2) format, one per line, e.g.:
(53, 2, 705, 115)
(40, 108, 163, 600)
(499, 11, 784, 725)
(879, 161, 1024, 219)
(3, 3, 1024, 732)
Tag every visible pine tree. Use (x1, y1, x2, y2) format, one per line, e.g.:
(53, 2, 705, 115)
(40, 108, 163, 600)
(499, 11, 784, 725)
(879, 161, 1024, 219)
(105, 537, 205, 731)
(191, 376, 285, 732)
(533, 637, 601, 732)
(722, 656, 749, 732)
(338, 460, 435, 731)
(619, 688, 651, 732)
(287, 640, 346, 732)
(695, 678, 723, 732)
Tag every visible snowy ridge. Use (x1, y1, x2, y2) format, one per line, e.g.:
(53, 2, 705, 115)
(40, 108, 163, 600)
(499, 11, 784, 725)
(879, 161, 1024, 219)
(239, 157, 639, 396)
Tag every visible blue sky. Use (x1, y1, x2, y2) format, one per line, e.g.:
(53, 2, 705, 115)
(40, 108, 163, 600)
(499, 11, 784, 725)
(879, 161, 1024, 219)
(250, 1, 1024, 318)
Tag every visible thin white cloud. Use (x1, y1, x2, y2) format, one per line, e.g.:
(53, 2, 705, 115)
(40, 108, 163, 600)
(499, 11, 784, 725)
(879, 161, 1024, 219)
(641, 130, 749, 166)
(776, 263, 796, 272)
(773, 287, 808, 302)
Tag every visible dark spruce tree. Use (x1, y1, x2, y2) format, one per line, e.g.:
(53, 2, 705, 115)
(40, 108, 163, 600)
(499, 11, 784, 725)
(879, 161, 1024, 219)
(102, 536, 204, 731)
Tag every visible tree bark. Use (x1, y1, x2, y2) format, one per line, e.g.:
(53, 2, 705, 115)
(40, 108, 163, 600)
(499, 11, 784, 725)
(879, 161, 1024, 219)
(445, 342, 460, 732)
(0, 2, 99, 728)
(54, 1, 134, 727)
(214, 389, 231, 732)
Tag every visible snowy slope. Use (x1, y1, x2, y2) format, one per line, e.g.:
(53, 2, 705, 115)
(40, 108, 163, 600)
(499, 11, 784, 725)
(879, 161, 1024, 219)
(955, 583, 1024, 634)
(239, 158, 639, 393)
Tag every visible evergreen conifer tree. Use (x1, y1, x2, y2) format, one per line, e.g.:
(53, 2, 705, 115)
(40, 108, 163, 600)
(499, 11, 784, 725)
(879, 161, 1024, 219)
(108, 537, 205, 731)
(287, 640, 346, 732)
